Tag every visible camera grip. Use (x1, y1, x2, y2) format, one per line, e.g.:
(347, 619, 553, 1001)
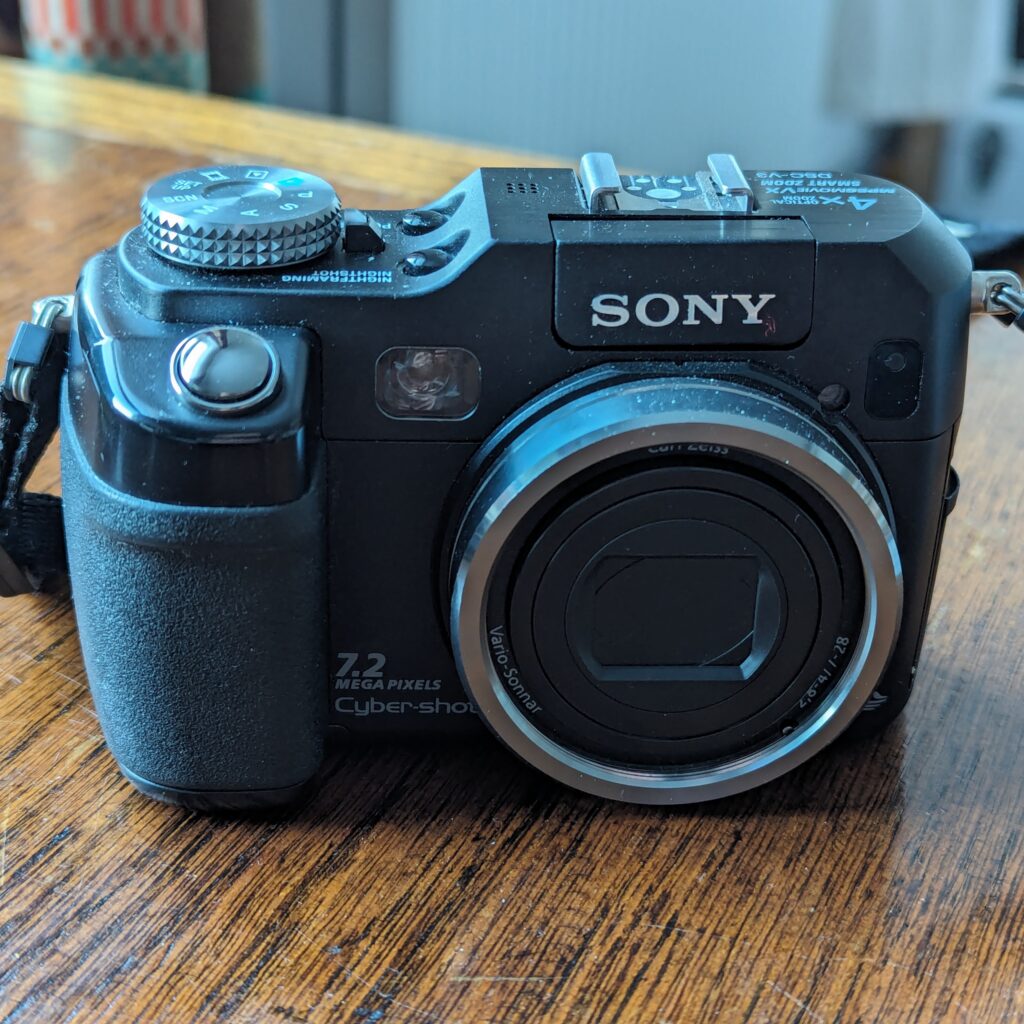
(60, 396, 327, 811)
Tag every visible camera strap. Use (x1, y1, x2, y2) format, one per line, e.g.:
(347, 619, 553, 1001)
(0, 296, 72, 597)
(971, 270, 1024, 327)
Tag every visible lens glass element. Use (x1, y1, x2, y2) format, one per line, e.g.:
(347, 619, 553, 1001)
(589, 554, 758, 669)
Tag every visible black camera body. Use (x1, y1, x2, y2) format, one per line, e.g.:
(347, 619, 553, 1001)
(59, 155, 970, 809)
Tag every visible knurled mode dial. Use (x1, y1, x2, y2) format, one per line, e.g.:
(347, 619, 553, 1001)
(140, 165, 342, 270)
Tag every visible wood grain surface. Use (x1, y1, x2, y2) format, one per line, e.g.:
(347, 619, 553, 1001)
(0, 61, 1022, 1024)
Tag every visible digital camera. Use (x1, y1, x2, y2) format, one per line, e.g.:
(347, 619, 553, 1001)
(51, 153, 972, 809)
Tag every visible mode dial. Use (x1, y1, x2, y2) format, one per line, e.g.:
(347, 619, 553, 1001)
(140, 165, 342, 270)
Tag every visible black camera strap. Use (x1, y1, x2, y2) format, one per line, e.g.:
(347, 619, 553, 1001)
(0, 297, 72, 597)
(972, 270, 1024, 329)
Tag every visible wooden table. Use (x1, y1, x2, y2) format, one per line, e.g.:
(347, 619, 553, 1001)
(0, 60, 1022, 1024)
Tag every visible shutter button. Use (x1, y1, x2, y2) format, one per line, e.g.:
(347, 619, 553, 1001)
(171, 327, 280, 414)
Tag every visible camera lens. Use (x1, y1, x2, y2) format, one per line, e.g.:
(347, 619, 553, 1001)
(449, 371, 902, 804)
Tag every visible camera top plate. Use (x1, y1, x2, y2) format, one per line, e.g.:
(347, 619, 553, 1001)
(122, 152, 931, 318)
(73, 151, 970, 452)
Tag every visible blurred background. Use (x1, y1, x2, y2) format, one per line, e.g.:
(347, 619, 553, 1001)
(2, 0, 1023, 251)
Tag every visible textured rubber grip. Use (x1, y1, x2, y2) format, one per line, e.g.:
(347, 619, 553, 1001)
(60, 387, 327, 808)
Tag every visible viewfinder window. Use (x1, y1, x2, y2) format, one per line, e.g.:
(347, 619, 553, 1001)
(375, 347, 480, 420)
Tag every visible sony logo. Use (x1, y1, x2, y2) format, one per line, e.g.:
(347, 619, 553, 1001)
(590, 292, 776, 328)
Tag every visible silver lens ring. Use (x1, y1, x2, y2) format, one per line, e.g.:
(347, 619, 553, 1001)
(450, 377, 903, 804)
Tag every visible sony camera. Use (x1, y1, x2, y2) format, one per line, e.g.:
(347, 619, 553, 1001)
(42, 153, 975, 809)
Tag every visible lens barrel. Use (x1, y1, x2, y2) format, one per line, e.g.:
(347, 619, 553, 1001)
(449, 373, 903, 804)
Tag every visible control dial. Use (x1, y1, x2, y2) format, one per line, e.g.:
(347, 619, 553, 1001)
(140, 165, 342, 270)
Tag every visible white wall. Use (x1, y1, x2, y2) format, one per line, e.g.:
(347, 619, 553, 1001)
(389, 0, 868, 170)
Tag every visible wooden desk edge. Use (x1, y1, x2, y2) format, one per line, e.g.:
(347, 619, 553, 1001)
(0, 58, 564, 200)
